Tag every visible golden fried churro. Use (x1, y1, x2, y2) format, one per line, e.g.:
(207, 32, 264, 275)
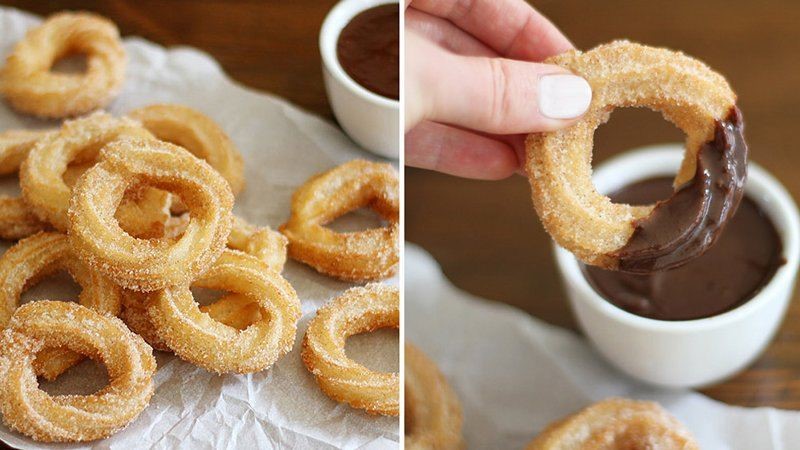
(68, 138, 233, 291)
(281, 160, 399, 281)
(405, 343, 464, 450)
(302, 284, 399, 416)
(0, 301, 155, 442)
(0, 232, 122, 380)
(526, 41, 745, 271)
(127, 103, 245, 197)
(146, 250, 301, 373)
(525, 398, 699, 450)
(0, 12, 126, 118)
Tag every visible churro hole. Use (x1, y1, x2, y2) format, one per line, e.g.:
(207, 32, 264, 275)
(592, 107, 684, 200)
(37, 355, 110, 395)
(50, 53, 88, 75)
(345, 328, 399, 373)
(327, 206, 388, 233)
(191, 286, 227, 307)
(191, 286, 265, 331)
(21, 270, 81, 304)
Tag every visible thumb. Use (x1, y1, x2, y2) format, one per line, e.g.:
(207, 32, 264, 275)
(407, 34, 591, 134)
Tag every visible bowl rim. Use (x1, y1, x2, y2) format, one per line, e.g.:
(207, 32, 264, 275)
(319, 0, 399, 108)
(554, 143, 800, 333)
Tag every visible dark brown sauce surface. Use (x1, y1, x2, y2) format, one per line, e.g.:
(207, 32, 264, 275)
(584, 176, 784, 321)
(336, 4, 399, 100)
(613, 108, 748, 272)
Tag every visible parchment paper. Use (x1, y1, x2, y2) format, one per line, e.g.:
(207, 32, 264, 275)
(406, 244, 800, 450)
(0, 7, 398, 450)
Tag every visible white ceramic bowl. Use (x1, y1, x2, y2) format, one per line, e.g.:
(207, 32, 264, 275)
(554, 144, 800, 388)
(320, 0, 399, 158)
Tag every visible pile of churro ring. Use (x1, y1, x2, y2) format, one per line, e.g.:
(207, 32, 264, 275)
(0, 12, 399, 443)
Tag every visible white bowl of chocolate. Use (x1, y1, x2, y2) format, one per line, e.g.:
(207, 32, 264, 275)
(320, 0, 399, 158)
(554, 144, 800, 388)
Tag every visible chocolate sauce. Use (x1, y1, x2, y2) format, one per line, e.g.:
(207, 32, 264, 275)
(584, 177, 783, 321)
(613, 108, 748, 272)
(337, 4, 399, 100)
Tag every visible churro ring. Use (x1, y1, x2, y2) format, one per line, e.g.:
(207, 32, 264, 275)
(0, 301, 155, 442)
(20, 112, 171, 235)
(281, 160, 399, 281)
(127, 104, 245, 196)
(145, 250, 301, 373)
(526, 41, 747, 272)
(0, 232, 122, 380)
(63, 160, 171, 239)
(0, 12, 126, 118)
(302, 284, 399, 416)
(121, 216, 285, 349)
(122, 292, 266, 352)
(405, 343, 464, 450)
(525, 398, 699, 450)
(68, 138, 233, 291)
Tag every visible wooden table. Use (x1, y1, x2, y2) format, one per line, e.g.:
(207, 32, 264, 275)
(0, 1, 338, 448)
(407, 0, 800, 409)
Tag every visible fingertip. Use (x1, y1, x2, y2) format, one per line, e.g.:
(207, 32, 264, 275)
(538, 73, 592, 121)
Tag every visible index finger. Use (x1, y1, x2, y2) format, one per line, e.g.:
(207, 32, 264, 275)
(408, 0, 573, 61)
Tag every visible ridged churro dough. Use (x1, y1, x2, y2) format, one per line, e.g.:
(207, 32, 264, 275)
(0, 12, 126, 118)
(127, 104, 245, 197)
(526, 40, 738, 269)
(302, 284, 399, 416)
(67, 138, 233, 291)
(281, 160, 399, 281)
(405, 343, 464, 450)
(525, 398, 699, 450)
(0, 232, 122, 381)
(0, 301, 154, 442)
(146, 250, 301, 373)
(20, 112, 171, 235)
(121, 217, 288, 353)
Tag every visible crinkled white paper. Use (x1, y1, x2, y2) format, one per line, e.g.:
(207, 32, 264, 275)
(0, 7, 398, 450)
(405, 244, 800, 450)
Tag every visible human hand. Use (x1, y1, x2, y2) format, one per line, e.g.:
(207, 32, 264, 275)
(405, 0, 592, 179)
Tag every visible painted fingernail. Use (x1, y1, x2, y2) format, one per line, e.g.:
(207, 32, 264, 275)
(538, 74, 592, 119)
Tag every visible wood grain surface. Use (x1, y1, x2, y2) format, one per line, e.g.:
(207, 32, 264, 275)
(407, 0, 800, 409)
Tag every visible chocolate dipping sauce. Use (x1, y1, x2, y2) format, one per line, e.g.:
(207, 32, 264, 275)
(337, 4, 399, 100)
(584, 177, 784, 321)
(612, 108, 748, 273)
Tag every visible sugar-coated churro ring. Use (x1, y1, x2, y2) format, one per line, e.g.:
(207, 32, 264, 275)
(121, 216, 285, 349)
(526, 40, 744, 270)
(68, 138, 233, 291)
(145, 250, 301, 373)
(0, 301, 155, 442)
(280, 160, 399, 281)
(63, 160, 171, 239)
(121, 292, 265, 352)
(525, 398, 699, 450)
(0, 232, 122, 381)
(127, 104, 245, 196)
(20, 112, 171, 235)
(302, 284, 399, 416)
(405, 343, 464, 450)
(0, 12, 126, 118)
